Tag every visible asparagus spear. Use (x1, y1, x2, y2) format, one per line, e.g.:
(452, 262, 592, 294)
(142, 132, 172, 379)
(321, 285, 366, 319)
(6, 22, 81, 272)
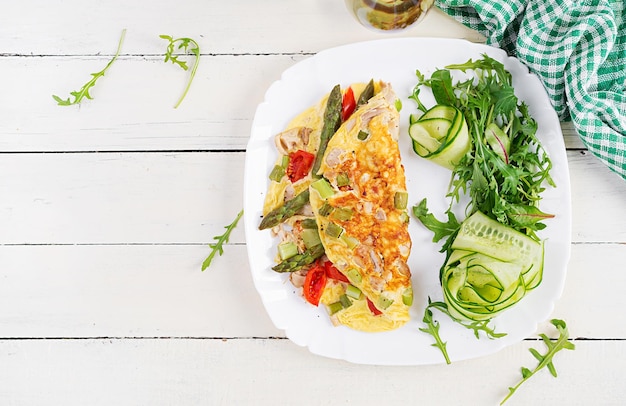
(272, 243, 325, 273)
(258, 189, 310, 230)
(311, 84, 342, 177)
(357, 79, 375, 107)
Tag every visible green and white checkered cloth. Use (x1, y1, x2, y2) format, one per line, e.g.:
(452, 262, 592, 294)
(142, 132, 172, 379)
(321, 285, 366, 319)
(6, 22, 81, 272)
(437, 0, 626, 179)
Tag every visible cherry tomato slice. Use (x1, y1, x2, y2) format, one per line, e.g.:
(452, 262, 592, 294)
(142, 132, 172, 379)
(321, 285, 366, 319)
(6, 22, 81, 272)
(341, 87, 356, 122)
(286, 150, 315, 183)
(367, 298, 383, 316)
(303, 263, 327, 306)
(324, 261, 349, 283)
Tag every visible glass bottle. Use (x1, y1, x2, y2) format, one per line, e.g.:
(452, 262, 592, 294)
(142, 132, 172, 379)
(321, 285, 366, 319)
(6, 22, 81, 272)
(345, 0, 434, 32)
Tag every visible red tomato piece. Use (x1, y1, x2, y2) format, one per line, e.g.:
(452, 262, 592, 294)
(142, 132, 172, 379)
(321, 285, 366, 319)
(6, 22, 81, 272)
(341, 87, 356, 122)
(367, 298, 383, 316)
(286, 150, 315, 183)
(324, 261, 349, 283)
(303, 263, 327, 306)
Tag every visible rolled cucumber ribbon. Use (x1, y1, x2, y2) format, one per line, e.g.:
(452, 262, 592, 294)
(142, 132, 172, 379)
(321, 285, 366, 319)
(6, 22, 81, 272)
(441, 211, 544, 321)
(409, 105, 470, 170)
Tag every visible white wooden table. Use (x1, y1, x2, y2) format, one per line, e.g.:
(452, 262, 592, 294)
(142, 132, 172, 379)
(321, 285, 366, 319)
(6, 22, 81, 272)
(1, 1, 625, 404)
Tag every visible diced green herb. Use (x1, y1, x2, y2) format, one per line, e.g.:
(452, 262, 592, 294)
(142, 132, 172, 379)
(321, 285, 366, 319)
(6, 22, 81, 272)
(311, 178, 335, 199)
(336, 173, 350, 187)
(377, 296, 393, 310)
(300, 218, 318, 229)
(345, 268, 362, 284)
(394, 191, 408, 210)
(318, 203, 334, 217)
(402, 287, 413, 306)
(328, 301, 344, 315)
(278, 241, 298, 260)
(325, 222, 344, 238)
(341, 234, 360, 249)
(331, 207, 353, 221)
(345, 284, 362, 300)
(301, 228, 321, 249)
(269, 164, 285, 182)
(339, 294, 352, 308)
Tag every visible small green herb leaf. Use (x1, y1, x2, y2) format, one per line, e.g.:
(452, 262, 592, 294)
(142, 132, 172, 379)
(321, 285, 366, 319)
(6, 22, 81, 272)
(202, 210, 243, 271)
(412, 198, 460, 244)
(427, 300, 506, 340)
(53, 29, 126, 106)
(160, 34, 200, 108)
(419, 297, 451, 364)
(430, 69, 455, 106)
(500, 319, 575, 405)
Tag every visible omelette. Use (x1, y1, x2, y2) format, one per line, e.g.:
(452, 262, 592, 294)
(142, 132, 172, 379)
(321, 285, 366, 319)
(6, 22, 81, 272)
(260, 81, 413, 332)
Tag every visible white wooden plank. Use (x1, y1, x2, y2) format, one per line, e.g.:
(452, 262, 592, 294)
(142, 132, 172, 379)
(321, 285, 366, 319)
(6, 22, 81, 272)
(0, 55, 583, 152)
(1, 2, 484, 56)
(0, 245, 281, 338)
(0, 152, 245, 244)
(0, 55, 300, 152)
(568, 150, 626, 242)
(0, 338, 622, 405)
(0, 151, 624, 245)
(0, 242, 623, 338)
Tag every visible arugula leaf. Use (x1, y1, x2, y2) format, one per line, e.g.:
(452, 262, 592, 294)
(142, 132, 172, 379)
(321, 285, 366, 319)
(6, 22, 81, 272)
(412, 198, 460, 244)
(420, 299, 507, 364)
(419, 297, 451, 364)
(53, 29, 126, 106)
(160, 34, 200, 108)
(412, 198, 461, 280)
(501, 319, 575, 405)
(202, 210, 243, 271)
(428, 300, 506, 340)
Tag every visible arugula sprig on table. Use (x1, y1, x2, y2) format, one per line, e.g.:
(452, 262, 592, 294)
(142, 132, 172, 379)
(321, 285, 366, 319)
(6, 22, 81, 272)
(53, 29, 126, 106)
(501, 319, 575, 404)
(202, 210, 243, 271)
(160, 34, 200, 108)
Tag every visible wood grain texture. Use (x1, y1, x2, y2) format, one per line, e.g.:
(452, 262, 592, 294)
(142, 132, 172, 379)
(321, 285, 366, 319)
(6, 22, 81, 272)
(0, 2, 484, 56)
(0, 338, 623, 406)
(0, 242, 624, 338)
(1, 1, 625, 404)
(0, 151, 624, 245)
(0, 56, 583, 152)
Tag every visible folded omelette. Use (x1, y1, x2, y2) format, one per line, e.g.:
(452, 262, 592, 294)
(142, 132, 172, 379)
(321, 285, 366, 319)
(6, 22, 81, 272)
(260, 81, 412, 332)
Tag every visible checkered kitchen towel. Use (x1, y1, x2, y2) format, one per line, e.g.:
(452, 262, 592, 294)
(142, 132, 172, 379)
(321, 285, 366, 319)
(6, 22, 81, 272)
(437, 0, 626, 179)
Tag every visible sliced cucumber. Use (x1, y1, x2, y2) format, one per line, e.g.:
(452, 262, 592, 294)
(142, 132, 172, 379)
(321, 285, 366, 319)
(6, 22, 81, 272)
(452, 211, 542, 264)
(409, 120, 441, 154)
(421, 104, 458, 121)
(408, 105, 470, 170)
(442, 210, 544, 321)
